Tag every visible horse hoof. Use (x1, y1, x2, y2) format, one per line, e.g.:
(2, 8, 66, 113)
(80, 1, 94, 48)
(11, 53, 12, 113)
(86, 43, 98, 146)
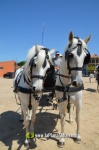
(57, 141, 65, 148)
(24, 142, 30, 148)
(74, 138, 81, 144)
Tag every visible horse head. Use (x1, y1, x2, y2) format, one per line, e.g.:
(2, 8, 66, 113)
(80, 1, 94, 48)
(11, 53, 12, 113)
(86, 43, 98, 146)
(65, 31, 91, 87)
(24, 44, 55, 92)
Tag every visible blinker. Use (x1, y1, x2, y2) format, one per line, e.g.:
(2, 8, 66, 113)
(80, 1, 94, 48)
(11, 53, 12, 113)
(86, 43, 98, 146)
(84, 51, 90, 64)
(69, 53, 73, 58)
(46, 55, 49, 59)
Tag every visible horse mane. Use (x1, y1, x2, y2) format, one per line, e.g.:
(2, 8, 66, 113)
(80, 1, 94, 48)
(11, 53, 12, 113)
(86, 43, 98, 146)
(64, 37, 87, 56)
(26, 45, 44, 62)
(26, 45, 44, 60)
(26, 45, 36, 60)
(24, 45, 47, 73)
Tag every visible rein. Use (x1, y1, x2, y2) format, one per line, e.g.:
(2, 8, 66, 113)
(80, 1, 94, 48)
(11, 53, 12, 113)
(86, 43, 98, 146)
(31, 75, 44, 80)
(55, 84, 84, 93)
(55, 73, 71, 79)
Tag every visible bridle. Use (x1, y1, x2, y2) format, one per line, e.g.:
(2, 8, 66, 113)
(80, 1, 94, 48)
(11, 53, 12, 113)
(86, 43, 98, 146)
(56, 37, 91, 88)
(24, 47, 52, 87)
(66, 37, 85, 74)
(17, 47, 53, 105)
(16, 47, 53, 116)
(55, 37, 90, 112)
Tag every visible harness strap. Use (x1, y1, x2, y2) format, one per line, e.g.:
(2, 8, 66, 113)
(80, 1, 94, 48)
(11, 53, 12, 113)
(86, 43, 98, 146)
(70, 67, 82, 71)
(55, 73, 70, 79)
(24, 74, 31, 86)
(67, 95, 70, 113)
(29, 93, 32, 110)
(17, 86, 41, 100)
(56, 84, 84, 113)
(31, 75, 44, 80)
(18, 86, 33, 93)
(13, 71, 23, 93)
(58, 98, 67, 103)
(55, 84, 84, 92)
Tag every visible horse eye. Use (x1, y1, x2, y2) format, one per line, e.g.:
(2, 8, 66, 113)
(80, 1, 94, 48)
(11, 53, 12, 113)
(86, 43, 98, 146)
(69, 53, 73, 58)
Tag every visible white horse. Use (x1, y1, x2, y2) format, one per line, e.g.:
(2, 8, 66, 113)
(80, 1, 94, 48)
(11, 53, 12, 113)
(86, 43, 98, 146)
(13, 44, 55, 147)
(55, 32, 91, 147)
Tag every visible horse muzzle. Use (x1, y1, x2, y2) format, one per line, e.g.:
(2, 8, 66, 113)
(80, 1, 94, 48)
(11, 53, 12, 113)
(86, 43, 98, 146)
(72, 80, 83, 87)
(32, 86, 43, 92)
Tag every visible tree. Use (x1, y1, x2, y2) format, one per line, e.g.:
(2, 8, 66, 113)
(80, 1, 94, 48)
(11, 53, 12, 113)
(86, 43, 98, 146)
(87, 65, 95, 73)
(17, 61, 26, 66)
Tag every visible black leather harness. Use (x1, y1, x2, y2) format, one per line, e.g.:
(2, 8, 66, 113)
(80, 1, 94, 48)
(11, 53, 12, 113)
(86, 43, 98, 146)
(15, 47, 52, 110)
(55, 84, 84, 93)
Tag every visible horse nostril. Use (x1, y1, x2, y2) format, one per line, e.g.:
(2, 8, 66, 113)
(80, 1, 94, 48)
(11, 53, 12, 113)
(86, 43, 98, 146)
(72, 81, 77, 86)
(33, 86, 36, 91)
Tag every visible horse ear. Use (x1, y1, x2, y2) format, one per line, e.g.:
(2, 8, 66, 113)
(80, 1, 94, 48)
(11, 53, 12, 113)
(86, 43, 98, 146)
(84, 34, 91, 44)
(35, 44, 39, 52)
(69, 31, 74, 43)
(48, 48, 56, 64)
(49, 48, 56, 55)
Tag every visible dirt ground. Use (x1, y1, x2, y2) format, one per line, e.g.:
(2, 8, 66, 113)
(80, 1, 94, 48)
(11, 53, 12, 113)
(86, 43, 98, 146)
(0, 77, 99, 150)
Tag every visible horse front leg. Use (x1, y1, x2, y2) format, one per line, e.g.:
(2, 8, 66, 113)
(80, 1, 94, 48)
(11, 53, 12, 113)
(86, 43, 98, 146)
(17, 96, 24, 122)
(57, 101, 67, 148)
(24, 119, 31, 147)
(69, 104, 74, 124)
(18, 104, 31, 147)
(29, 100, 39, 141)
(24, 100, 39, 147)
(20, 107, 24, 122)
(21, 106, 32, 148)
(74, 102, 82, 144)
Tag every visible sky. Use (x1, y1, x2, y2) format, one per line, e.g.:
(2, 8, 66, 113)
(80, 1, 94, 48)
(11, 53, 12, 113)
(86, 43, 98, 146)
(0, 0, 99, 63)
